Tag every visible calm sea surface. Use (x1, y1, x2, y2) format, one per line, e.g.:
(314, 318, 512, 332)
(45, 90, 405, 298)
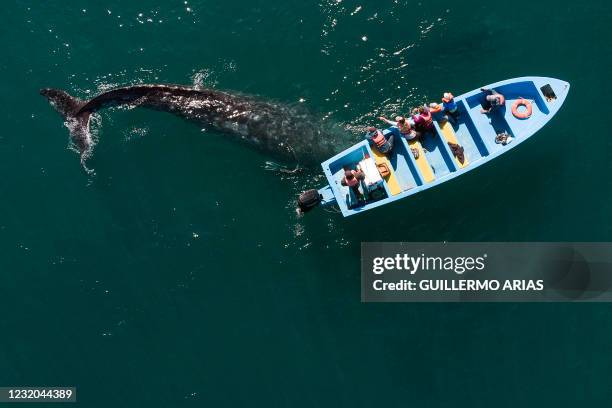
(1, 1, 611, 406)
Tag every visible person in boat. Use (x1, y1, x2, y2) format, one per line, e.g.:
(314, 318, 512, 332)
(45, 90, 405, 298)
(412, 105, 434, 135)
(378, 115, 418, 140)
(480, 88, 506, 114)
(428, 103, 447, 122)
(365, 126, 394, 154)
(341, 169, 365, 197)
(442, 92, 460, 123)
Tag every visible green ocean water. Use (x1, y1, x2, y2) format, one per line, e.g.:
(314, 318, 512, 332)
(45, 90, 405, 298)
(1, 0, 611, 406)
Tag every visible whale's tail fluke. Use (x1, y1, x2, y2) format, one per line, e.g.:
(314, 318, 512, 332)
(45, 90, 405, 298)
(40, 88, 84, 119)
(40, 88, 94, 168)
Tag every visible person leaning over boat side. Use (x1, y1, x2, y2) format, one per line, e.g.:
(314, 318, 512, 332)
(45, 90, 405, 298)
(429, 103, 447, 122)
(412, 105, 434, 135)
(378, 115, 418, 140)
(480, 88, 506, 114)
(341, 169, 365, 197)
(442, 92, 460, 123)
(365, 126, 394, 155)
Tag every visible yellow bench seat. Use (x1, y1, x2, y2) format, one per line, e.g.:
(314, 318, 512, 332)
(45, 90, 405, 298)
(439, 121, 469, 168)
(408, 139, 435, 183)
(370, 148, 402, 196)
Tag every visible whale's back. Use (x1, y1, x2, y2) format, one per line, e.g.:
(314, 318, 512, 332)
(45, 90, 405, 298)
(41, 84, 343, 169)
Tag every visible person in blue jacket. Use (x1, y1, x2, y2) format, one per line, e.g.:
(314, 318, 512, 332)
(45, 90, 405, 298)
(442, 92, 460, 123)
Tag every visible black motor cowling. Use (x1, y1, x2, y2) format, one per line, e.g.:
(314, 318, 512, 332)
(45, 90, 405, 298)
(297, 189, 322, 214)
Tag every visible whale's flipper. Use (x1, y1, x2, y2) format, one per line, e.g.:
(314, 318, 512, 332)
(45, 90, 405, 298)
(40, 88, 94, 167)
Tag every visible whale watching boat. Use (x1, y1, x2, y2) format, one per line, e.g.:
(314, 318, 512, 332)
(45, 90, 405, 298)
(298, 76, 570, 217)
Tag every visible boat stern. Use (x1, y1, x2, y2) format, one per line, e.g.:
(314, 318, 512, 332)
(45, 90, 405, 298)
(318, 185, 336, 206)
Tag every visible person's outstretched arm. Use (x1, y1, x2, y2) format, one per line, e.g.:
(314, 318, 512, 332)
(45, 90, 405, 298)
(379, 116, 397, 126)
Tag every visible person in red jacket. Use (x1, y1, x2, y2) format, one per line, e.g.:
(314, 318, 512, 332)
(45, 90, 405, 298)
(365, 127, 394, 155)
(412, 105, 434, 133)
(341, 169, 365, 197)
(378, 116, 418, 140)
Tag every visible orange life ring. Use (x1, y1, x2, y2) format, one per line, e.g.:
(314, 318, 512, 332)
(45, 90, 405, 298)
(512, 98, 532, 119)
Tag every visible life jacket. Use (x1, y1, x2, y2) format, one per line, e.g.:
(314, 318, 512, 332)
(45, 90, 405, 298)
(429, 104, 442, 114)
(443, 99, 457, 112)
(344, 171, 359, 187)
(414, 110, 433, 129)
(422, 110, 433, 126)
(371, 130, 386, 148)
(398, 121, 412, 135)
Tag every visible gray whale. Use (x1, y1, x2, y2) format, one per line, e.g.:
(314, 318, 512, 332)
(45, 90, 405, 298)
(40, 84, 340, 168)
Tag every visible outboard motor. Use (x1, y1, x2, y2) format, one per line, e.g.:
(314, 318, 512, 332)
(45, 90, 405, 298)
(297, 189, 322, 214)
